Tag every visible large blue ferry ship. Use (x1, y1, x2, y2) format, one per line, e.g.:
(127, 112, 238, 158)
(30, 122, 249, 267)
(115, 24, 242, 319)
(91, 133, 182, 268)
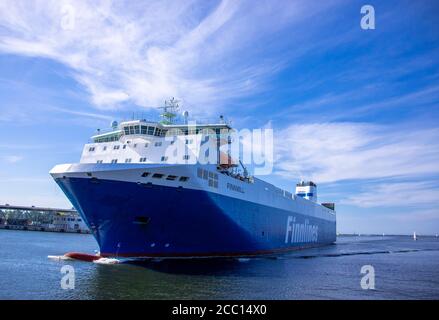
(50, 99, 336, 258)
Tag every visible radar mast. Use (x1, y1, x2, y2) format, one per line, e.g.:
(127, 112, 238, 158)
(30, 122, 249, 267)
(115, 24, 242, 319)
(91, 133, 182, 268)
(159, 97, 180, 125)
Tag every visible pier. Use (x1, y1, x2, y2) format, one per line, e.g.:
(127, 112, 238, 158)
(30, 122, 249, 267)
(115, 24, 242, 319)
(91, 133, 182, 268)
(0, 204, 90, 234)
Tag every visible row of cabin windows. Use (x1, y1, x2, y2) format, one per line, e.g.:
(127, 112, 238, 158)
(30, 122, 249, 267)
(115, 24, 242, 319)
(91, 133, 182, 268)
(141, 172, 189, 182)
(86, 169, 189, 183)
(88, 142, 162, 153)
(161, 155, 189, 161)
(89, 139, 194, 153)
(123, 125, 166, 137)
(97, 155, 191, 164)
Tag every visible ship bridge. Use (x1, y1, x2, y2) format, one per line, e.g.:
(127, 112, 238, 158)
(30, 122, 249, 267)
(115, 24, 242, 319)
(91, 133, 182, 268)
(82, 98, 235, 166)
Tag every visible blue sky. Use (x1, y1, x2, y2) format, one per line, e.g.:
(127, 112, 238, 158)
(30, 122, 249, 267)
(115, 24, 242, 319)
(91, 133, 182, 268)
(0, 0, 439, 234)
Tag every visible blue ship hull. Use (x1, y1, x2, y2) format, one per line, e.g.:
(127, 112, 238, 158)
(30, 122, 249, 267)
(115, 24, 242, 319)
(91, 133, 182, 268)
(55, 177, 336, 257)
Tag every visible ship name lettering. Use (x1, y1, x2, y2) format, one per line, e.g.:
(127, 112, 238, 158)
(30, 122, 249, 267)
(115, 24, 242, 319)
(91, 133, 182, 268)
(285, 216, 318, 244)
(227, 183, 244, 193)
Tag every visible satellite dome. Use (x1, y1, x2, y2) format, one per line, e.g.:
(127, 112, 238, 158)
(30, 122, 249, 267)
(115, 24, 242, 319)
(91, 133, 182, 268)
(111, 120, 118, 129)
(182, 110, 189, 118)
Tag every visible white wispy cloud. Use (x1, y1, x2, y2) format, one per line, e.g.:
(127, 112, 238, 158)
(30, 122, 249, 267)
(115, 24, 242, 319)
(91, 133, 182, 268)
(388, 208, 439, 223)
(275, 82, 439, 123)
(0, 0, 332, 113)
(275, 122, 439, 183)
(342, 181, 439, 208)
(0, 155, 24, 163)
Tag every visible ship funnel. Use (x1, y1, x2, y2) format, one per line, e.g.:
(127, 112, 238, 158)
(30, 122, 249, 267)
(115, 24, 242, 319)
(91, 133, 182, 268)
(295, 181, 317, 202)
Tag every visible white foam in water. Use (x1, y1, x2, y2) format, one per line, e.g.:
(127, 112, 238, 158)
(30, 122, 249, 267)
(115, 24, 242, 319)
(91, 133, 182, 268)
(47, 255, 72, 261)
(93, 257, 120, 265)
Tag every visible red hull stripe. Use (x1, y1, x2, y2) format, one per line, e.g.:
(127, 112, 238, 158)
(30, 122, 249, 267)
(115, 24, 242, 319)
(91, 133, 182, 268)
(65, 252, 101, 262)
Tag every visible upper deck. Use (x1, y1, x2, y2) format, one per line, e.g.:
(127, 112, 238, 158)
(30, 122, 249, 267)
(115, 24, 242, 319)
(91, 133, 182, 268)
(81, 99, 235, 166)
(91, 120, 232, 142)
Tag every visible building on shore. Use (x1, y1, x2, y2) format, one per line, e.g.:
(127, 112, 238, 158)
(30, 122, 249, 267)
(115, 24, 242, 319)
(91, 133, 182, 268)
(0, 204, 90, 233)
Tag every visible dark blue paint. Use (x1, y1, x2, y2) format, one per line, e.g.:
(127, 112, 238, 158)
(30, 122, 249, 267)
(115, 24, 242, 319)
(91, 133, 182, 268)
(55, 177, 336, 257)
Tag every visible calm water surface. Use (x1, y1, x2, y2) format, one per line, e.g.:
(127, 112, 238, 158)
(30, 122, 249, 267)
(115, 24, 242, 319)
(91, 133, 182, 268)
(1, 229, 438, 299)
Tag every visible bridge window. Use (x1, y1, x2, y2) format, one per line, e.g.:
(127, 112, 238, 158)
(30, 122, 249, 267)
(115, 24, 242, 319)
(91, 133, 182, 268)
(152, 173, 164, 179)
(179, 176, 189, 182)
(147, 127, 155, 135)
(166, 175, 177, 181)
(141, 172, 150, 177)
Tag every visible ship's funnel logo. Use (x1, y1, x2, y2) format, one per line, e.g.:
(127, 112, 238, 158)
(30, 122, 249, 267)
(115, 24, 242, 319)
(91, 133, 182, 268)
(285, 216, 318, 244)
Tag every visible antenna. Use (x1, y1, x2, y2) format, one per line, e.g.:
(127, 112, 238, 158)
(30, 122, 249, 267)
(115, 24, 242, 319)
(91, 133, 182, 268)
(158, 97, 180, 124)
